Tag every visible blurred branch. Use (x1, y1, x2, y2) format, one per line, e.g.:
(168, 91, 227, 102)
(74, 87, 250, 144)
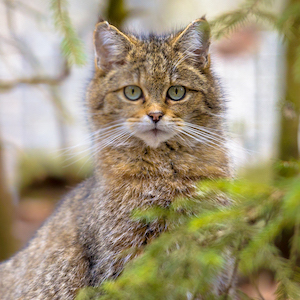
(210, 0, 277, 39)
(4, 0, 40, 69)
(223, 248, 241, 299)
(1, 0, 45, 19)
(48, 85, 73, 123)
(0, 62, 70, 91)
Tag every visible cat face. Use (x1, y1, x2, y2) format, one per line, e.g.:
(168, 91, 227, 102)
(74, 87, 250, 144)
(88, 19, 223, 149)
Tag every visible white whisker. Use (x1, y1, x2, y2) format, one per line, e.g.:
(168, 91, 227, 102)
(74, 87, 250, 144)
(180, 123, 252, 158)
(179, 128, 229, 154)
(175, 132, 194, 148)
(58, 120, 132, 168)
(183, 126, 226, 145)
(184, 121, 224, 134)
(61, 128, 126, 163)
(90, 127, 134, 157)
(58, 122, 125, 154)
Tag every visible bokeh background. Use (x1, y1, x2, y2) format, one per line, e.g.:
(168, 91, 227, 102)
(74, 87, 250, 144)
(0, 0, 298, 298)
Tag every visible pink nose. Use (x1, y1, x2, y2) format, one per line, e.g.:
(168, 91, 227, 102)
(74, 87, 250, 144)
(148, 112, 163, 123)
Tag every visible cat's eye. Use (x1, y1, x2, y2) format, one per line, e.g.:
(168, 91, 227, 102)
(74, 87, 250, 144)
(124, 85, 142, 101)
(167, 86, 186, 101)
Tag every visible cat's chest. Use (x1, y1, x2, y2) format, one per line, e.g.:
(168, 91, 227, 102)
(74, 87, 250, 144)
(103, 175, 195, 211)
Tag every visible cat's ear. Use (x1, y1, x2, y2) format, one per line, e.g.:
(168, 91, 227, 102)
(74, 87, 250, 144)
(93, 21, 133, 72)
(172, 17, 211, 69)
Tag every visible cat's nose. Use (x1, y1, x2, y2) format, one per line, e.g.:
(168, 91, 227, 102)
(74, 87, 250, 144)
(148, 112, 163, 123)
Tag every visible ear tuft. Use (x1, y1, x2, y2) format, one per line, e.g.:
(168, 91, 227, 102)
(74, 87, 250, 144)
(93, 21, 133, 72)
(173, 18, 211, 69)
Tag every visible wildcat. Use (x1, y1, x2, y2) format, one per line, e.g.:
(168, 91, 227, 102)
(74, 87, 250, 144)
(0, 18, 231, 299)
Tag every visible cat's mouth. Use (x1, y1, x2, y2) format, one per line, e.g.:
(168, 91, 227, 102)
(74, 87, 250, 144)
(150, 128, 164, 136)
(135, 127, 175, 148)
(126, 119, 178, 148)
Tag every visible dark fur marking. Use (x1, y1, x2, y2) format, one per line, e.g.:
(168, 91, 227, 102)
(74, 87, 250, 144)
(170, 161, 177, 174)
(165, 142, 175, 151)
(203, 97, 214, 110)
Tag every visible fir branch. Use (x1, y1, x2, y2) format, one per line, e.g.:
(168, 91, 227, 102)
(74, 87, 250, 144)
(50, 0, 86, 66)
(76, 173, 300, 300)
(210, 0, 277, 39)
(277, 3, 300, 39)
(252, 9, 278, 26)
(211, 10, 250, 39)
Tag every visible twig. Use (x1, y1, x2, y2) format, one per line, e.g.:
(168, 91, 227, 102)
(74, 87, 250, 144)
(223, 256, 240, 300)
(4, 0, 40, 69)
(0, 0, 45, 18)
(0, 62, 70, 91)
(222, 235, 245, 300)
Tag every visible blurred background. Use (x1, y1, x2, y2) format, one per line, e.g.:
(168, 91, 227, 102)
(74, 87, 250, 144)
(0, 0, 299, 298)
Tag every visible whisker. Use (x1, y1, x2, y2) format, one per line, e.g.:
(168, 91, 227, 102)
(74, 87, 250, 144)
(179, 129, 229, 154)
(62, 154, 92, 169)
(181, 127, 253, 159)
(58, 122, 125, 154)
(183, 126, 226, 145)
(92, 129, 132, 154)
(184, 122, 253, 156)
(61, 128, 126, 161)
(60, 125, 128, 167)
(92, 128, 128, 142)
(175, 132, 194, 148)
(184, 122, 225, 134)
(184, 121, 240, 140)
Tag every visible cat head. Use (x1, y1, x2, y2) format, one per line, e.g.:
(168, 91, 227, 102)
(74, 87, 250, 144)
(87, 18, 223, 149)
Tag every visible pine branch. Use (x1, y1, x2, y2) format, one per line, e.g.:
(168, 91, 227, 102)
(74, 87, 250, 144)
(252, 9, 278, 26)
(75, 172, 300, 300)
(277, 3, 300, 38)
(50, 0, 86, 66)
(210, 0, 277, 39)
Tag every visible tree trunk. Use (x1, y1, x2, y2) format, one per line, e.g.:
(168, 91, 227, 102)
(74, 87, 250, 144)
(0, 142, 17, 261)
(278, 0, 300, 161)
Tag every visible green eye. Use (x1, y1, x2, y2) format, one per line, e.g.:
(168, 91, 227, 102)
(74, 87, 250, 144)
(167, 86, 186, 101)
(124, 85, 142, 101)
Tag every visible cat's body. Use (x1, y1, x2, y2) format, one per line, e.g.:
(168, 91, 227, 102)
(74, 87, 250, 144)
(0, 19, 231, 299)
